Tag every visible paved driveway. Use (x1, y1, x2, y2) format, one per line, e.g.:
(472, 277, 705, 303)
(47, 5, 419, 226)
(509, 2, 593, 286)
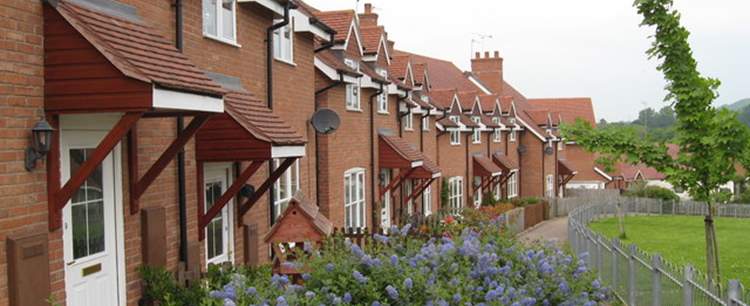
(518, 217, 569, 246)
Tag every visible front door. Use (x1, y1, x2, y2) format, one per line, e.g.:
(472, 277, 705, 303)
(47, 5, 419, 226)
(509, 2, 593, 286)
(62, 130, 122, 306)
(204, 164, 234, 266)
(380, 169, 391, 230)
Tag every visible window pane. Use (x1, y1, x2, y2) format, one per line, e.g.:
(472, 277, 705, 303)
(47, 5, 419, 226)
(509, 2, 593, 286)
(87, 200, 105, 255)
(357, 173, 364, 201)
(345, 176, 351, 204)
(221, 0, 234, 40)
(291, 162, 299, 193)
(203, 0, 217, 36)
(71, 203, 88, 259)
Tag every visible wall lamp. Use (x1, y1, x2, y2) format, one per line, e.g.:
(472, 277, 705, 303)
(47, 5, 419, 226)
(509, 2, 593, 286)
(25, 119, 55, 171)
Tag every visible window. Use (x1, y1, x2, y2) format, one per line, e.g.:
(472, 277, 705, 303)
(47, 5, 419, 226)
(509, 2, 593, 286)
(203, 0, 237, 44)
(471, 116, 481, 143)
(344, 168, 366, 229)
(422, 116, 430, 131)
(545, 174, 554, 198)
(346, 84, 361, 110)
(404, 180, 413, 216)
(509, 118, 517, 142)
(448, 177, 464, 213)
(273, 159, 300, 218)
(273, 18, 294, 63)
(492, 117, 502, 142)
(422, 186, 432, 216)
(449, 116, 460, 145)
(508, 171, 518, 198)
(403, 112, 413, 130)
(377, 69, 389, 113)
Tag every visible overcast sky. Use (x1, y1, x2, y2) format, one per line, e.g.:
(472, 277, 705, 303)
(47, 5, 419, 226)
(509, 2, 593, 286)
(304, 0, 750, 122)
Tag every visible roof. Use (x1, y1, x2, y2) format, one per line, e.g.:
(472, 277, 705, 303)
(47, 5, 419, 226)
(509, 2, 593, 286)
(437, 117, 460, 128)
(317, 49, 362, 77)
(312, 10, 355, 42)
(558, 159, 577, 176)
(49, 0, 224, 96)
(493, 153, 519, 171)
(361, 63, 389, 84)
(615, 163, 666, 181)
(397, 50, 479, 92)
(526, 110, 550, 126)
(527, 98, 597, 126)
(380, 134, 423, 165)
(410, 156, 442, 179)
(264, 192, 333, 242)
(413, 63, 427, 86)
(389, 55, 410, 80)
(360, 26, 383, 55)
(428, 89, 457, 110)
(479, 94, 499, 113)
(457, 91, 479, 111)
(224, 91, 306, 145)
(474, 155, 503, 177)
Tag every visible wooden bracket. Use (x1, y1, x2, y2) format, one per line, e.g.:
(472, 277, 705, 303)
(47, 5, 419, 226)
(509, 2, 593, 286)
(238, 158, 297, 220)
(130, 114, 210, 211)
(198, 161, 263, 240)
(380, 167, 416, 197)
(49, 112, 143, 230)
(559, 173, 576, 189)
(404, 178, 434, 205)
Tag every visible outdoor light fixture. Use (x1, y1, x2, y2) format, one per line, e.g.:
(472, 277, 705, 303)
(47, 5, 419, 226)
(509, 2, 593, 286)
(25, 119, 55, 171)
(239, 184, 255, 198)
(379, 172, 388, 187)
(474, 176, 482, 187)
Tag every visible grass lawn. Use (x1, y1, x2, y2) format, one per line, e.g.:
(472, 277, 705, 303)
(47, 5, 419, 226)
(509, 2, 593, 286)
(589, 215, 750, 285)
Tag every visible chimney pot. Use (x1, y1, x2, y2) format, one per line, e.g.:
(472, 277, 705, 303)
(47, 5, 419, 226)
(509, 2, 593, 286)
(365, 3, 372, 14)
(474, 52, 480, 59)
(484, 51, 490, 58)
(494, 51, 500, 58)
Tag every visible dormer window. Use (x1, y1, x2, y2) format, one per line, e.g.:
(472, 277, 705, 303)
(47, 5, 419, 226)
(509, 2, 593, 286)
(203, 0, 237, 45)
(449, 116, 461, 145)
(273, 18, 294, 63)
(492, 117, 501, 142)
(344, 58, 359, 71)
(509, 118, 517, 142)
(377, 68, 388, 113)
(471, 116, 481, 144)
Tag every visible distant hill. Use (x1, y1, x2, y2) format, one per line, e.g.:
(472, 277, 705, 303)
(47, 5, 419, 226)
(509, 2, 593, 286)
(722, 98, 750, 111)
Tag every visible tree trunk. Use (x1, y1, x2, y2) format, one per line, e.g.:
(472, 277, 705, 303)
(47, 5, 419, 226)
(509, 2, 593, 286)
(704, 201, 721, 289)
(617, 200, 627, 239)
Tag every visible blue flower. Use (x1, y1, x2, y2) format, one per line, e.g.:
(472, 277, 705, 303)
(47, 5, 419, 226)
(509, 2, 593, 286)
(373, 234, 390, 244)
(400, 224, 412, 236)
(305, 291, 316, 298)
(246, 287, 257, 295)
(343, 292, 352, 303)
(403, 277, 413, 289)
(385, 285, 399, 300)
(326, 263, 335, 272)
(302, 273, 312, 281)
(390, 254, 399, 265)
(452, 293, 462, 303)
(352, 270, 368, 284)
(372, 301, 381, 306)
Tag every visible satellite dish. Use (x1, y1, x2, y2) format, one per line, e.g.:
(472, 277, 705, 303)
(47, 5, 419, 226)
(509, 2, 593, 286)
(544, 144, 554, 155)
(311, 108, 341, 134)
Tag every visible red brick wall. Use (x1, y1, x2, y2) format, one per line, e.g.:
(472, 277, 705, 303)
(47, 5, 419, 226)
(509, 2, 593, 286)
(519, 131, 545, 197)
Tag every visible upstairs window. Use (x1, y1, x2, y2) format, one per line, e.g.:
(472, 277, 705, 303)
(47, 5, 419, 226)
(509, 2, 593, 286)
(471, 116, 481, 143)
(203, 0, 237, 44)
(273, 18, 294, 63)
(346, 83, 361, 110)
(509, 118, 517, 142)
(449, 116, 461, 145)
(422, 116, 430, 131)
(377, 69, 389, 113)
(403, 112, 413, 130)
(492, 117, 502, 142)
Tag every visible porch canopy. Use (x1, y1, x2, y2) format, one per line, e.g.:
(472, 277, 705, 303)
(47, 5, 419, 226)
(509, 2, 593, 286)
(473, 155, 503, 193)
(558, 159, 578, 188)
(43, 0, 226, 230)
(491, 152, 519, 195)
(195, 76, 306, 240)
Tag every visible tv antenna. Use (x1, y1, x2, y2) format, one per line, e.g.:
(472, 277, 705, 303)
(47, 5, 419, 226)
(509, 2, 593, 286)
(471, 33, 494, 57)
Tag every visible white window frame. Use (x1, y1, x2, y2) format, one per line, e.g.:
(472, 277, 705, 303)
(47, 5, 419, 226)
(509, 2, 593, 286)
(377, 69, 389, 114)
(403, 112, 413, 131)
(449, 116, 461, 145)
(509, 118, 517, 142)
(471, 116, 481, 144)
(273, 159, 300, 218)
(508, 171, 518, 198)
(202, 0, 238, 45)
(422, 116, 430, 131)
(422, 185, 432, 216)
(404, 179, 414, 215)
(492, 117, 502, 142)
(345, 83, 361, 111)
(545, 174, 555, 198)
(558, 141, 565, 151)
(273, 18, 294, 64)
(344, 168, 366, 229)
(448, 177, 464, 212)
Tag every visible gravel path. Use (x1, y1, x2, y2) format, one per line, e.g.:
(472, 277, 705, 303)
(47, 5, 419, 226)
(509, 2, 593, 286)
(518, 217, 569, 246)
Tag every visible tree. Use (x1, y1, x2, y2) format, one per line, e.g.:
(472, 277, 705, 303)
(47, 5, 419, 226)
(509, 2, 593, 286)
(564, 0, 750, 286)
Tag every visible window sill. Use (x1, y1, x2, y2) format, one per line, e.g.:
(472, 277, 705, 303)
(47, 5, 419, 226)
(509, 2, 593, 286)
(450, 143, 461, 146)
(203, 34, 242, 48)
(377, 111, 389, 115)
(274, 57, 297, 67)
(404, 128, 414, 132)
(346, 108, 363, 113)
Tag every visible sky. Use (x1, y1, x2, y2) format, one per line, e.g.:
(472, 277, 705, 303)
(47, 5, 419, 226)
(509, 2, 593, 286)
(303, 0, 750, 122)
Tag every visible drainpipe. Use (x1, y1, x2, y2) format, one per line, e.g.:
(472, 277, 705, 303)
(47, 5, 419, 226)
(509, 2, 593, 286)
(314, 30, 336, 53)
(419, 111, 429, 152)
(174, 0, 188, 264)
(369, 83, 384, 230)
(313, 74, 343, 209)
(266, 2, 294, 224)
(465, 132, 471, 206)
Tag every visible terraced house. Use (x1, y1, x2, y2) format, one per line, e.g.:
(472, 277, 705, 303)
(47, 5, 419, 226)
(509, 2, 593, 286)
(0, 0, 603, 305)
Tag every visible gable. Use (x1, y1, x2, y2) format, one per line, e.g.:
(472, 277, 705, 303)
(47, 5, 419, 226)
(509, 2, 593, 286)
(343, 21, 363, 56)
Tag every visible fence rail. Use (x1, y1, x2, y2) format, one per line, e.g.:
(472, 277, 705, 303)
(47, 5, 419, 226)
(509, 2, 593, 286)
(568, 198, 750, 305)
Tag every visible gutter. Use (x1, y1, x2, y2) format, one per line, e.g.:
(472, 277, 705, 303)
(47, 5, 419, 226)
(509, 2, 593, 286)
(314, 29, 336, 53)
(369, 83, 384, 230)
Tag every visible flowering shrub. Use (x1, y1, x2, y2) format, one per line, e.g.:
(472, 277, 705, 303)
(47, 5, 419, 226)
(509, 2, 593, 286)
(142, 216, 609, 305)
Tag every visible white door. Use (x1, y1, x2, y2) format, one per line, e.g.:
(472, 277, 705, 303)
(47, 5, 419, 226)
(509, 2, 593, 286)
(380, 169, 391, 229)
(204, 164, 234, 266)
(62, 130, 123, 306)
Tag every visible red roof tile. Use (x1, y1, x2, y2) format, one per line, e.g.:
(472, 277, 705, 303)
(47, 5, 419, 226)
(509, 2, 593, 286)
(264, 192, 333, 242)
(410, 156, 442, 179)
(389, 55, 410, 80)
(413, 63, 427, 86)
(380, 134, 423, 164)
(360, 26, 383, 55)
(437, 117, 460, 129)
(527, 98, 597, 126)
(558, 159, 577, 175)
(499, 96, 514, 113)
(474, 156, 503, 176)
(493, 153, 519, 171)
(224, 92, 306, 146)
(457, 91, 479, 111)
(428, 89, 456, 110)
(479, 94, 499, 113)
(525, 110, 550, 126)
(313, 10, 355, 42)
(52, 0, 224, 96)
(397, 50, 479, 93)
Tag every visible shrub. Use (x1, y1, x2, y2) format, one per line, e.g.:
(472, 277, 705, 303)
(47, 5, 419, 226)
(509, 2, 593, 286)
(623, 183, 680, 201)
(511, 196, 543, 207)
(733, 188, 750, 204)
(480, 192, 500, 207)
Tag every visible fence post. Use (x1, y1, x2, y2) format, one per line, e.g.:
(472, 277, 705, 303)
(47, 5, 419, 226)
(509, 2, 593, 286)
(652, 255, 662, 306)
(683, 266, 694, 306)
(596, 236, 603, 280)
(727, 280, 741, 305)
(629, 244, 637, 306)
(612, 238, 619, 290)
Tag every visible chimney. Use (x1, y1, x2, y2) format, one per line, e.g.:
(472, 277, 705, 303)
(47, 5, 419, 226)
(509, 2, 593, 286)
(471, 50, 504, 95)
(360, 3, 378, 27)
